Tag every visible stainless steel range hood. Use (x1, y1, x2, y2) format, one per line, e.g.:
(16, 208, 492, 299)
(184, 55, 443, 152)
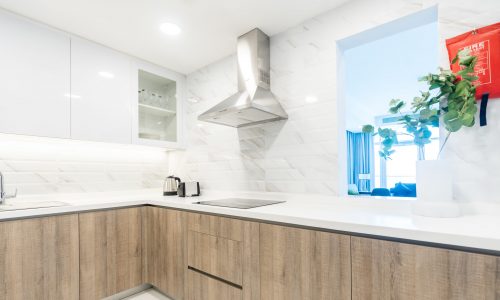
(198, 28, 287, 128)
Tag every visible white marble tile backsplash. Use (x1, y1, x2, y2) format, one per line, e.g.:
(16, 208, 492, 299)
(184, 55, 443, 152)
(0, 134, 169, 195)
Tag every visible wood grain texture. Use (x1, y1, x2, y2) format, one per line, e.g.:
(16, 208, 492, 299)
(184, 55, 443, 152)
(0, 214, 79, 300)
(143, 207, 185, 299)
(186, 269, 242, 300)
(186, 214, 260, 300)
(188, 230, 243, 285)
(79, 207, 142, 300)
(351, 237, 500, 300)
(187, 212, 243, 241)
(242, 221, 260, 300)
(259, 223, 351, 300)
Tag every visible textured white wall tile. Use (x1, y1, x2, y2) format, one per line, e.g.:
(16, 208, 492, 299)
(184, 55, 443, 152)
(5, 183, 57, 195)
(0, 134, 169, 195)
(2, 172, 48, 184)
(5, 161, 61, 172)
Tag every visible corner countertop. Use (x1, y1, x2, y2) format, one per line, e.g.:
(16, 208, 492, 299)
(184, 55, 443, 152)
(1, 189, 499, 253)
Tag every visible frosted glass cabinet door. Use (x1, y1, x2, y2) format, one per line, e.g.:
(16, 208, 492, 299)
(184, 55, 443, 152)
(70, 38, 132, 143)
(0, 10, 71, 138)
(132, 61, 184, 148)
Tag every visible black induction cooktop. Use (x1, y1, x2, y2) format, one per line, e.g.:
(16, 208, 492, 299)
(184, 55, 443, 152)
(194, 198, 285, 209)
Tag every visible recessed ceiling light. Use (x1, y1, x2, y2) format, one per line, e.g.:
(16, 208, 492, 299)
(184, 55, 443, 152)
(187, 97, 199, 103)
(305, 96, 318, 103)
(98, 71, 115, 79)
(160, 22, 181, 36)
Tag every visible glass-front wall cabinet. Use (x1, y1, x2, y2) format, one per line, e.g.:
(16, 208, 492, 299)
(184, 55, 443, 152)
(137, 69, 177, 143)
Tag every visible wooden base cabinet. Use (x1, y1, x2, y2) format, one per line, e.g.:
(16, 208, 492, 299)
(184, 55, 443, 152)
(143, 207, 186, 299)
(0, 214, 79, 300)
(79, 208, 143, 300)
(351, 237, 500, 300)
(259, 224, 351, 300)
(186, 213, 260, 300)
(3, 206, 500, 300)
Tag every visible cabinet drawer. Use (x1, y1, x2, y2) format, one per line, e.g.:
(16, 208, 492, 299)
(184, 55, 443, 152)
(188, 230, 242, 285)
(187, 212, 243, 241)
(187, 269, 242, 300)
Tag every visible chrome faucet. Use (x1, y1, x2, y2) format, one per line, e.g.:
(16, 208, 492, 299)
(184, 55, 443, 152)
(0, 171, 17, 204)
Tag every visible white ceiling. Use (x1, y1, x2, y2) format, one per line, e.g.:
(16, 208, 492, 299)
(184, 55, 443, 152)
(0, 0, 350, 74)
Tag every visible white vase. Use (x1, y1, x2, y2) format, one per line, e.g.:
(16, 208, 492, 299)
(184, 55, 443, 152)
(412, 160, 461, 218)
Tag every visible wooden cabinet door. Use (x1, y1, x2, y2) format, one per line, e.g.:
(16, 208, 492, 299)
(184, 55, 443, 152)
(351, 237, 500, 300)
(79, 207, 142, 299)
(0, 214, 79, 300)
(259, 224, 351, 300)
(142, 207, 185, 299)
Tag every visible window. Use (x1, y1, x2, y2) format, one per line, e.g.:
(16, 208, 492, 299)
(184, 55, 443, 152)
(373, 122, 439, 189)
(338, 7, 438, 197)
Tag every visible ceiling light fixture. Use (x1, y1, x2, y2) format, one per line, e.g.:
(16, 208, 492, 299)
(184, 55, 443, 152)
(98, 71, 115, 79)
(160, 22, 181, 36)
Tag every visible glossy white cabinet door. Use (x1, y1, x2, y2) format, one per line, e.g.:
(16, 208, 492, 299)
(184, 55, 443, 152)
(70, 37, 132, 143)
(0, 10, 71, 138)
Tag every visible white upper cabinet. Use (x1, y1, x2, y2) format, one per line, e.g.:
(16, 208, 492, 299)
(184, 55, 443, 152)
(0, 9, 184, 148)
(70, 37, 132, 144)
(131, 60, 185, 148)
(0, 10, 71, 138)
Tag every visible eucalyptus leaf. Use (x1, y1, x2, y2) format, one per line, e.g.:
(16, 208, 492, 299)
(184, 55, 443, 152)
(361, 124, 375, 133)
(388, 99, 405, 114)
(419, 108, 433, 119)
(443, 111, 462, 132)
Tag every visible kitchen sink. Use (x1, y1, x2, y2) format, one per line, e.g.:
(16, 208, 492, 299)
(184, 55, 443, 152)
(0, 201, 69, 211)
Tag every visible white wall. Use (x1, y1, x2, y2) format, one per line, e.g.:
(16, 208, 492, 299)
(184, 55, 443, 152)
(171, 0, 500, 203)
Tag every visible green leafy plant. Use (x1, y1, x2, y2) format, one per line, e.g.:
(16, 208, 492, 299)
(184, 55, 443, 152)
(362, 49, 478, 160)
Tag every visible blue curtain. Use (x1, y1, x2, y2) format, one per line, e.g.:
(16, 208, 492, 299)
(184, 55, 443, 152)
(346, 131, 373, 192)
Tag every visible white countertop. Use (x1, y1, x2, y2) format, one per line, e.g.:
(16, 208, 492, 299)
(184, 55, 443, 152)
(1, 189, 500, 253)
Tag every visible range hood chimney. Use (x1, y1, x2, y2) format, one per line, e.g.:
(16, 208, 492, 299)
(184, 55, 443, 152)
(198, 28, 287, 128)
